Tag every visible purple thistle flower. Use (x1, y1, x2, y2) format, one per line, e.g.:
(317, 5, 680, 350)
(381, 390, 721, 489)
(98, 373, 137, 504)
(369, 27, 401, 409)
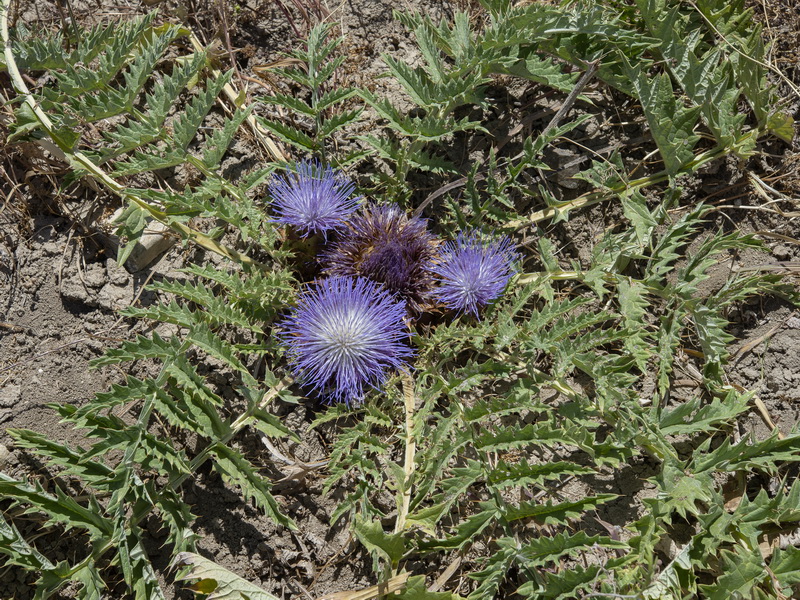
(320, 204, 440, 314)
(268, 160, 361, 237)
(281, 277, 413, 405)
(432, 231, 519, 317)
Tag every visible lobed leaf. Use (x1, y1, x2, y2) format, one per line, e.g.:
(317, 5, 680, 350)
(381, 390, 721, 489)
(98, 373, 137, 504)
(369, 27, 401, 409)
(210, 444, 296, 529)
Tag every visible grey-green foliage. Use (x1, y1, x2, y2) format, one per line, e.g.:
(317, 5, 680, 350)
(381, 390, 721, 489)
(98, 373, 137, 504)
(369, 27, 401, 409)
(377, 0, 785, 206)
(11, 14, 183, 151)
(3, 261, 300, 598)
(1, 14, 304, 600)
(255, 22, 364, 165)
(320, 201, 800, 599)
(472, 0, 772, 142)
(312, 1, 799, 591)
(359, 11, 492, 202)
(7, 13, 280, 266)
(3, 1, 799, 599)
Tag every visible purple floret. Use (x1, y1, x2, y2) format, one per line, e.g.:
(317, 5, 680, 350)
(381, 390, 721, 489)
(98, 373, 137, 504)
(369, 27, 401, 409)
(268, 160, 361, 237)
(432, 232, 519, 317)
(281, 277, 413, 405)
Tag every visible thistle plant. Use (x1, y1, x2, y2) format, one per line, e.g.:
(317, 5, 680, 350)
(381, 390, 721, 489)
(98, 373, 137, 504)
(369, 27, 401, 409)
(268, 159, 361, 238)
(280, 277, 413, 404)
(320, 203, 440, 314)
(3, 1, 800, 599)
(432, 231, 519, 317)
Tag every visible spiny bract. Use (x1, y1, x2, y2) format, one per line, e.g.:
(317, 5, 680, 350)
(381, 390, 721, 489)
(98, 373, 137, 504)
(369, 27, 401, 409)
(268, 159, 361, 238)
(320, 203, 440, 314)
(432, 231, 519, 317)
(280, 276, 413, 404)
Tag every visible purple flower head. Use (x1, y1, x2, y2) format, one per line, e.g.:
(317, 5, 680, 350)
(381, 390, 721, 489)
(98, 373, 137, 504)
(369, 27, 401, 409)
(281, 277, 413, 405)
(432, 231, 519, 317)
(320, 204, 440, 314)
(268, 160, 361, 238)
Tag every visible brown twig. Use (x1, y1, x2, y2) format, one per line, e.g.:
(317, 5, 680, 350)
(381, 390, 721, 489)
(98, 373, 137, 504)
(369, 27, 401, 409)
(539, 59, 600, 140)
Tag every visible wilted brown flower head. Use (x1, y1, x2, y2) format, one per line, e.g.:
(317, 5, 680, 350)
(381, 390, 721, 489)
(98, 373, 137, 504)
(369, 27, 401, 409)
(320, 203, 440, 314)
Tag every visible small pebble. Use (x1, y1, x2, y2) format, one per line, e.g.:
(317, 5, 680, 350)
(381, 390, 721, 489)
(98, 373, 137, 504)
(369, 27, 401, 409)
(773, 244, 792, 260)
(0, 443, 11, 468)
(742, 368, 759, 380)
(0, 385, 21, 408)
(41, 242, 61, 256)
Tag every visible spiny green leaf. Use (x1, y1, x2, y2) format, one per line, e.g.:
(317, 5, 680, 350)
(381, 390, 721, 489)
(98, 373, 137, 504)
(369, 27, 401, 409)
(503, 494, 617, 524)
(475, 420, 597, 457)
(509, 531, 627, 566)
(766, 110, 795, 144)
(420, 505, 500, 551)
(124, 288, 264, 334)
(0, 512, 56, 571)
(70, 560, 106, 600)
(255, 117, 316, 152)
(185, 322, 252, 379)
(8, 428, 114, 485)
(156, 487, 197, 554)
(258, 93, 317, 117)
(503, 51, 579, 92)
(467, 546, 516, 600)
(624, 60, 701, 175)
(0, 474, 113, 540)
(656, 460, 716, 520)
(316, 87, 359, 111)
(394, 575, 466, 600)
(71, 413, 192, 478)
(645, 204, 708, 286)
(247, 407, 300, 442)
(90, 332, 183, 366)
(10, 24, 70, 70)
(487, 460, 594, 490)
(116, 529, 166, 600)
(736, 478, 800, 525)
(769, 546, 800, 589)
(318, 108, 363, 139)
(165, 358, 231, 439)
(353, 514, 406, 565)
(52, 13, 157, 96)
(64, 28, 179, 124)
(174, 69, 233, 149)
(516, 564, 603, 600)
(697, 546, 763, 600)
(360, 134, 455, 174)
(79, 375, 169, 418)
(202, 104, 255, 170)
(692, 431, 800, 474)
(658, 391, 750, 436)
(407, 460, 481, 533)
(210, 444, 296, 529)
(103, 53, 206, 158)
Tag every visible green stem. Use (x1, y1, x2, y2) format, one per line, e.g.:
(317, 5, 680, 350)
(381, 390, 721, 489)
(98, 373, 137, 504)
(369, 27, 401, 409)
(507, 144, 728, 229)
(515, 269, 667, 297)
(394, 371, 416, 537)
